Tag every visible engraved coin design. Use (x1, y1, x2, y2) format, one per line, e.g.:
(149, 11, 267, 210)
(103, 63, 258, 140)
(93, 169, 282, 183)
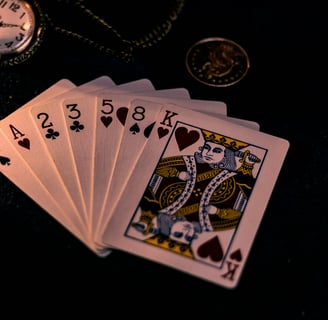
(186, 37, 250, 87)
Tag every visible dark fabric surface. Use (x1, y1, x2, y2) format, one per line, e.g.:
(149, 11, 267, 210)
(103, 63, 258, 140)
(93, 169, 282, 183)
(0, 0, 325, 318)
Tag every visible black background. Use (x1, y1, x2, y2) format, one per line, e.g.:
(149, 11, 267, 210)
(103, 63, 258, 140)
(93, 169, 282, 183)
(0, 0, 325, 318)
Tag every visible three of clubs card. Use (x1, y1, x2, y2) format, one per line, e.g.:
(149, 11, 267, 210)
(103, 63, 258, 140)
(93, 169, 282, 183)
(0, 76, 289, 288)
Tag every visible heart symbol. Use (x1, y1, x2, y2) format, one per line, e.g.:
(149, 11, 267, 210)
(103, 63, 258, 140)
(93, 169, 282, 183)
(116, 107, 129, 125)
(157, 127, 169, 139)
(18, 138, 30, 150)
(197, 235, 223, 262)
(101, 116, 112, 128)
(175, 127, 200, 151)
(230, 249, 242, 262)
(144, 121, 156, 138)
(0, 156, 10, 166)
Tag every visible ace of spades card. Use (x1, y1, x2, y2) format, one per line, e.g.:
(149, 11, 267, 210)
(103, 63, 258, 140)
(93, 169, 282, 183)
(102, 103, 289, 288)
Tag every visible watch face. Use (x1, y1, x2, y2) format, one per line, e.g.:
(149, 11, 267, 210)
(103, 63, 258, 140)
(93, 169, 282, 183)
(0, 0, 36, 56)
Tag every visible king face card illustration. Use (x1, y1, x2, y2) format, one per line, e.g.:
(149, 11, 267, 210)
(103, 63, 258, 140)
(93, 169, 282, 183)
(126, 123, 265, 285)
(103, 106, 289, 288)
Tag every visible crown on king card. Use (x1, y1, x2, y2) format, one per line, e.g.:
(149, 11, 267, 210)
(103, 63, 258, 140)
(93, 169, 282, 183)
(201, 129, 248, 151)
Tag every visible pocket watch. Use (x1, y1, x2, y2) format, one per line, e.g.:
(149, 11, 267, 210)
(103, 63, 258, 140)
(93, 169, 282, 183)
(0, 0, 46, 67)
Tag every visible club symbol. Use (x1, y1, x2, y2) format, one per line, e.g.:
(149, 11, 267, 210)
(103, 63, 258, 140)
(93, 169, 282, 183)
(45, 128, 60, 140)
(70, 120, 85, 132)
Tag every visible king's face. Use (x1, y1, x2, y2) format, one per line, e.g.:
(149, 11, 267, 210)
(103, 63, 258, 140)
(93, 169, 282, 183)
(201, 142, 226, 164)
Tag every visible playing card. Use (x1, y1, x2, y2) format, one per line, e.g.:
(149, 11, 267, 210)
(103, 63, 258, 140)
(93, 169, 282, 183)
(19, 79, 77, 110)
(75, 75, 116, 92)
(0, 130, 89, 246)
(95, 96, 260, 249)
(60, 78, 156, 237)
(101, 102, 289, 288)
(92, 78, 155, 95)
(88, 82, 161, 249)
(94, 98, 165, 249)
(0, 79, 92, 246)
(27, 77, 119, 238)
(90, 84, 191, 251)
(92, 90, 193, 249)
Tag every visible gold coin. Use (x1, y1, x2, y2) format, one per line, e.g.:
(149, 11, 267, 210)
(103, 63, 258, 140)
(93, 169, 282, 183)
(185, 37, 250, 87)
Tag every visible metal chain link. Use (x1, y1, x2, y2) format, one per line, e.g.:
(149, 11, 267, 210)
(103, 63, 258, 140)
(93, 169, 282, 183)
(44, 0, 186, 62)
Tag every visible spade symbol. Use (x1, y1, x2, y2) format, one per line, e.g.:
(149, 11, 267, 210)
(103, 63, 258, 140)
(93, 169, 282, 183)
(0, 156, 11, 166)
(129, 123, 140, 135)
(230, 249, 242, 262)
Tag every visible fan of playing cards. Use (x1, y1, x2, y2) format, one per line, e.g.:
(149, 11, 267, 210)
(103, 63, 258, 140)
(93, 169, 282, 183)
(0, 76, 289, 288)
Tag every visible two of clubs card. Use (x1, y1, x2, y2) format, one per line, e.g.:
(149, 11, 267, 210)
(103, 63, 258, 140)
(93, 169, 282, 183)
(0, 75, 289, 288)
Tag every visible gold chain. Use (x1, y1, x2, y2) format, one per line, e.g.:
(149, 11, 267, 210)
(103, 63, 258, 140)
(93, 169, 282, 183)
(44, 0, 187, 63)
